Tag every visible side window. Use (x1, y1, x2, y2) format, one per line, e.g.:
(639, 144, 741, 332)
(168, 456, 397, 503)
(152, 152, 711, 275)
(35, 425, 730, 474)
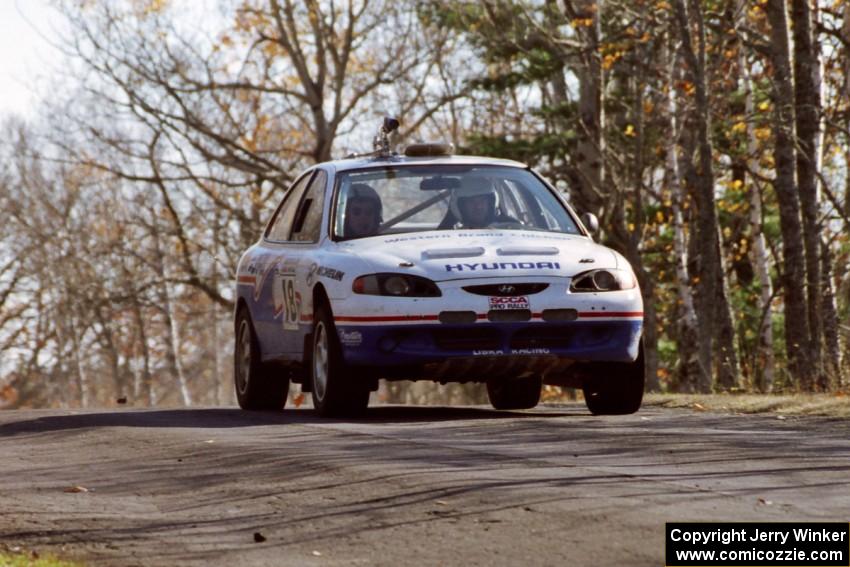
(291, 170, 328, 243)
(265, 172, 314, 241)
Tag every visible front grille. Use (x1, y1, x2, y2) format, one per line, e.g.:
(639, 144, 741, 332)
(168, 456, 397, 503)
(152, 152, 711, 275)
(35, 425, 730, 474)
(462, 283, 549, 296)
(432, 328, 501, 351)
(510, 327, 574, 350)
(487, 309, 532, 322)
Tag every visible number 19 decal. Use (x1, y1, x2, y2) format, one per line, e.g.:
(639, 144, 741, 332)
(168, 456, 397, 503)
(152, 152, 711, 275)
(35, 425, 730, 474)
(281, 276, 299, 330)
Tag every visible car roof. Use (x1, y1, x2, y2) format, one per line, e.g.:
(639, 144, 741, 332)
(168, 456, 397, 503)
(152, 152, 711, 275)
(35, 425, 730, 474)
(323, 154, 529, 173)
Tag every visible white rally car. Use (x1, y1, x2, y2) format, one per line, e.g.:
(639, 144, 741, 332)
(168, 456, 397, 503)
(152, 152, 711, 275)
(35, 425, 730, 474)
(234, 119, 644, 417)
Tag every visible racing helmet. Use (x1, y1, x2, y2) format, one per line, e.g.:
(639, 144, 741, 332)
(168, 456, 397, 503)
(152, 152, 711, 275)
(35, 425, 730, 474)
(449, 176, 499, 221)
(347, 183, 383, 221)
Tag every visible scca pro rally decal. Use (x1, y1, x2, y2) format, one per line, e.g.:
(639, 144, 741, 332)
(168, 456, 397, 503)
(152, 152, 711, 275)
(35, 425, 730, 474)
(489, 296, 529, 310)
(445, 261, 560, 272)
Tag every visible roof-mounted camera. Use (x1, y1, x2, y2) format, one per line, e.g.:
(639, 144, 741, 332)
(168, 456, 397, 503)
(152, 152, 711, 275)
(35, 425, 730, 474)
(373, 116, 400, 157)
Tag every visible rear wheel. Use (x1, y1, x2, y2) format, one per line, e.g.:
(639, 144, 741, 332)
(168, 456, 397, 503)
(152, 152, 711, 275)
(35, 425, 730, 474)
(582, 342, 645, 415)
(234, 308, 289, 410)
(487, 375, 543, 410)
(311, 304, 370, 417)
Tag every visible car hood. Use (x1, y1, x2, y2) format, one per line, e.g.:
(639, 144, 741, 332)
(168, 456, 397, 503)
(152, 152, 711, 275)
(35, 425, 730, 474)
(337, 230, 620, 281)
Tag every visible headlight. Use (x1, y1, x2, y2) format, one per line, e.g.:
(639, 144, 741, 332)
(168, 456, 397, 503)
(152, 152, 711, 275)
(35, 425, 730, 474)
(352, 273, 442, 297)
(570, 269, 636, 292)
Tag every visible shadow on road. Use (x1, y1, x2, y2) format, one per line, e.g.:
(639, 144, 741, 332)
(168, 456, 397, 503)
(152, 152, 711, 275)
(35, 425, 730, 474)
(0, 405, 581, 436)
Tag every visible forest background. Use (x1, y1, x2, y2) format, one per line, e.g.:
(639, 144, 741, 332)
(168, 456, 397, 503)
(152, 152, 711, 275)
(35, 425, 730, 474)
(0, 0, 848, 408)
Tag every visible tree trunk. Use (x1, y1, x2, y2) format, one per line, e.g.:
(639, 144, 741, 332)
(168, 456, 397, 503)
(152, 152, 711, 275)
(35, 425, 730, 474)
(97, 306, 124, 401)
(70, 314, 90, 408)
(791, 0, 824, 388)
(765, 0, 811, 389)
(130, 292, 154, 406)
(844, 2, 850, 105)
(820, 241, 840, 389)
(211, 213, 223, 406)
(663, 37, 702, 391)
(151, 226, 192, 407)
(571, 0, 606, 217)
(739, 41, 776, 391)
(161, 268, 192, 407)
(713, 257, 739, 390)
(667, 152, 700, 392)
(674, 0, 736, 392)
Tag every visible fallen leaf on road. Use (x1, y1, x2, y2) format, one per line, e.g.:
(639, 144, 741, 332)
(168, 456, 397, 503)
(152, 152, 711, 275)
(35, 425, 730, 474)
(116, 397, 127, 404)
(757, 498, 773, 506)
(64, 486, 89, 493)
(253, 532, 266, 543)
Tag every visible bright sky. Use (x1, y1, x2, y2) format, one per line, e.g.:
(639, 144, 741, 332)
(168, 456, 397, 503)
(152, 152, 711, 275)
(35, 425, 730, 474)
(0, 0, 63, 118)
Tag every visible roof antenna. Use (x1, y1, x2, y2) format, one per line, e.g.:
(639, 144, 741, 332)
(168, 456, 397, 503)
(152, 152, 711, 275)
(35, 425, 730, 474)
(373, 116, 400, 157)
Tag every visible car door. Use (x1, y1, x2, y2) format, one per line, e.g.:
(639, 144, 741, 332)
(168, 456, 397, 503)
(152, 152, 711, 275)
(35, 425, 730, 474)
(254, 171, 314, 356)
(286, 169, 330, 356)
(264, 169, 329, 356)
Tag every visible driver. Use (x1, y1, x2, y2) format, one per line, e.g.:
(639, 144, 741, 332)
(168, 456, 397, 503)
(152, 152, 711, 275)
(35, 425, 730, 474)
(444, 177, 511, 229)
(343, 183, 382, 238)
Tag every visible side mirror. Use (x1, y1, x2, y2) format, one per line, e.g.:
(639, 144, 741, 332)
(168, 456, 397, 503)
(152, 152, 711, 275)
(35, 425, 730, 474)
(581, 212, 599, 234)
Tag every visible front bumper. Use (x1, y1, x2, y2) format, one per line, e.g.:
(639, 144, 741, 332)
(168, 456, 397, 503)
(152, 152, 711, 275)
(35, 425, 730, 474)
(335, 319, 642, 367)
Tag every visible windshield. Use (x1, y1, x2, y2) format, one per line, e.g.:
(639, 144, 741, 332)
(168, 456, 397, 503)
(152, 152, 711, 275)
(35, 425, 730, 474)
(333, 165, 580, 240)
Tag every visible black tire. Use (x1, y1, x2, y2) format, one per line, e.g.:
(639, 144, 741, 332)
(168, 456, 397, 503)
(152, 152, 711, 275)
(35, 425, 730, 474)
(486, 375, 543, 410)
(310, 303, 370, 417)
(582, 342, 645, 415)
(234, 307, 289, 410)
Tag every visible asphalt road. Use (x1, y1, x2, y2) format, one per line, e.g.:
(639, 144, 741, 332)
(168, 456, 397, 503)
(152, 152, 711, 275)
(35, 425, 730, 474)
(1, 404, 849, 566)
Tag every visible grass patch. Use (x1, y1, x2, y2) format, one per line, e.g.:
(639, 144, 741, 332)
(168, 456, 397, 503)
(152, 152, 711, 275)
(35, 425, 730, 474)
(644, 393, 850, 418)
(0, 551, 84, 567)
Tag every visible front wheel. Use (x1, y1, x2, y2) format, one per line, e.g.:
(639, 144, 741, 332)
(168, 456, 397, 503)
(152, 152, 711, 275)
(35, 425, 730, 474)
(234, 308, 289, 410)
(487, 375, 543, 410)
(311, 304, 370, 417)
(581, 342, 645, 415)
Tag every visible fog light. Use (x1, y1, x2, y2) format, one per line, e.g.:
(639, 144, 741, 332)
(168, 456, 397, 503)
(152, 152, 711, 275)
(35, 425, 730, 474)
(439, 311, 478, 324)
(542, 309, 578, 322)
